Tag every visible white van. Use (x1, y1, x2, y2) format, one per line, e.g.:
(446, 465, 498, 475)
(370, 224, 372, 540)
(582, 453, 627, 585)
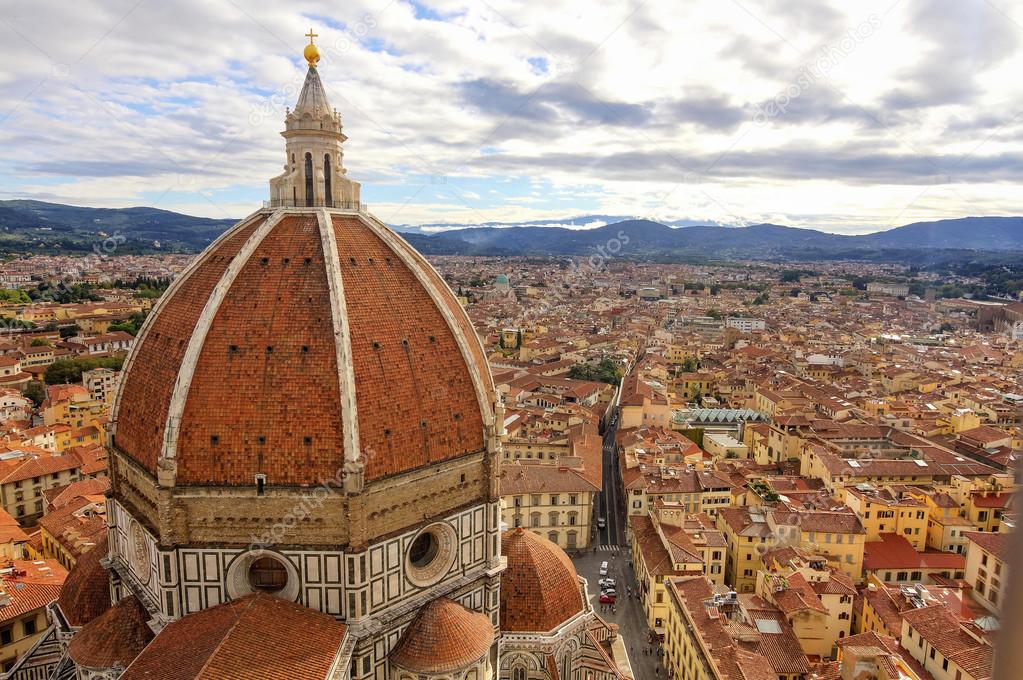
(599, 561, 609, 577)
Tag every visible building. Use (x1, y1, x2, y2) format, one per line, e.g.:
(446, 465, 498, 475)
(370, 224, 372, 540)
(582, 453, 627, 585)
(663, 576, 810, 680)
(866, 282, 910, 297)
(724, 317, 766, 333)
(81, 367, 118, 405)
(963, 531, 1007, 614)
(500, 460, 600, 550)
(0, 559, 68, 673)
(13, 39, 629, 680)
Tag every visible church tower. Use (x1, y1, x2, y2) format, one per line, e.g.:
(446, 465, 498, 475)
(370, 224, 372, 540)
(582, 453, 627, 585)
(269, 30, 361, 208)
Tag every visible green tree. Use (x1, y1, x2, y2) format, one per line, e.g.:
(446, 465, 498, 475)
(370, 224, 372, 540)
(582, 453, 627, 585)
(0, 288, 31, 304)
(45, 355, 125, 385)
(24, 381, 46, 407)
(567, 358, 622, 385)
(30, 338, 50, 347)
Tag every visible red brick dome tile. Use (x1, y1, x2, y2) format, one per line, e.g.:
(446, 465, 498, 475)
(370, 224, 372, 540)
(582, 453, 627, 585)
(500, 528, 584, 632)
(57, 534, 110, 627)
(389, 597, 494, 674)
(68, 595, 154, 669)
(112, 211, 494, 486)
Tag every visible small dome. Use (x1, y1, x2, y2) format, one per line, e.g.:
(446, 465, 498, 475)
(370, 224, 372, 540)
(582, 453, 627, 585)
(58, 535, 110, 627)
(68, 595, 154, 669)
(500, 528, 584, 632)
(389, 598, 494, 674)
(495, 274, 509, 284)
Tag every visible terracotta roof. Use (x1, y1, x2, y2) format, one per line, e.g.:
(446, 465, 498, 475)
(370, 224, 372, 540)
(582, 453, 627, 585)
(0, 559, 68, 623)
(501, 528, 583, 632)
(112, 213, 493, 486)
(389, 598, 494, 673)
(57, 534, 111, 627)
(963, 531, 1007, 561)
(68, 595, 154, 669)
(120, 594, 347, 680)
(863, 533, 966, 571)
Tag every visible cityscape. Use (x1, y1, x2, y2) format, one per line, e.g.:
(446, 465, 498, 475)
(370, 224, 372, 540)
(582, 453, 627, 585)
(0, 2, 1021, 680)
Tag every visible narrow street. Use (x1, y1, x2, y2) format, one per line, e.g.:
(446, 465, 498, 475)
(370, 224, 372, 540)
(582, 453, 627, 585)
(573, 548, 664, 679)
(574, 407, 666, 679)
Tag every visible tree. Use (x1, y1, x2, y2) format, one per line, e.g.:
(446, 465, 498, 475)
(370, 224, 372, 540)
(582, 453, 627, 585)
(45, 355, 125, 385)
(567, 358, 622, 385)
(706, 309, 723, 320)
(681, 356, 698, 373)
(24, 381, 46, 407)
(30, 338, 50, 347)
(59, 324, 81, 339)
(780, 270, 802, 283)
(0, 288, 30, 304)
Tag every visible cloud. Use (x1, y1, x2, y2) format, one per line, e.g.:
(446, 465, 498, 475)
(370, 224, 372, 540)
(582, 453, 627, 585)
(0, 0, 1020, 231)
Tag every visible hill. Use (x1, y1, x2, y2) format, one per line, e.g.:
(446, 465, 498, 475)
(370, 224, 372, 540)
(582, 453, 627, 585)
(0, 201, 1020, 261)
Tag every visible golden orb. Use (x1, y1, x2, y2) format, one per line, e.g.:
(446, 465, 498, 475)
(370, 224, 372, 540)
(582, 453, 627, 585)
(304, 42, 321, 67)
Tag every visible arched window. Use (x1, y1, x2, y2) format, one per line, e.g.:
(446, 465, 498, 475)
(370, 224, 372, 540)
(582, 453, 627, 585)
(324, 154, 333, 207)
(292, 187, 297, 207)
(513, 668, 526, 680)
(304, 152, 314, 206)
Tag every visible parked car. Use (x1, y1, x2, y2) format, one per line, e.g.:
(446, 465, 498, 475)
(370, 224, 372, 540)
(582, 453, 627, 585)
(599, 578, 616, 589)
(599, 561, 609, 576)
(601, 588, 617, 598)
(599, 592, 616, 604)
(596, 517, 606, 529)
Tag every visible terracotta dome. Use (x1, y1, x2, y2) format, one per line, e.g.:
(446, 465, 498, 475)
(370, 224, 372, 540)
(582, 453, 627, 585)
(112, 211, 494, 486)
(389, 597, 494, 674)
(500, 528, 584, 632)
(57, 535, 111, 627)
(68, 595, 154, 669)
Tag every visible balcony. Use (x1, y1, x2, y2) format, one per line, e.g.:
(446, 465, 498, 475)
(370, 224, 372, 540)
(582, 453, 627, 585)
(262, 199, 367, 211)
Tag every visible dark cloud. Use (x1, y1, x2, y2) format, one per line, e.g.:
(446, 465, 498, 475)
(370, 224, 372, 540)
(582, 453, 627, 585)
(466, 144, 1023, 185)
(661, 91, 747, 131)
(882, 0, 1018, 109)
(459, 78, 652, 126)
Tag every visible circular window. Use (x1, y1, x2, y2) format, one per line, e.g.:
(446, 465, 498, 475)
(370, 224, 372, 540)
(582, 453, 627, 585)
(248, 556, 288, 593)
(409, 532, 439, 569)
(405, 523, 458, 587)
(226, 550, 300, 602)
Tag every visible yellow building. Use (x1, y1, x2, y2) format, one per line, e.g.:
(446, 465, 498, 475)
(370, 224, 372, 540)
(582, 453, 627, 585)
(500, 461, 599, 550)
(629, 514, 708, 632)
(717, 507, 866, 591)
(0, 560, 68, 673)
(962, 531, 1006, 614)
(840, 485, 929, 550)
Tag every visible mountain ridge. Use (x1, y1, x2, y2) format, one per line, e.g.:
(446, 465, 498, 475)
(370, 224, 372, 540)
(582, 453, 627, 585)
(0, 200, 1020, 260)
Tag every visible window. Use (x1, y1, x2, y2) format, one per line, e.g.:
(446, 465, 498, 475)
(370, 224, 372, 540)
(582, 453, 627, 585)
(323, 154, 332, 207)
(409, 532, 439, 570)
(304, 153, 314, 206)
(22, 618, 35, 636)
(0, 627, 11, 644)
(248, 557, 288, 593)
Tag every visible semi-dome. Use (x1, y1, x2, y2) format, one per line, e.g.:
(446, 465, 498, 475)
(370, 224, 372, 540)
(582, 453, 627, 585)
(111, 210, 494, 488)
(389, 598, 494, 675)
(500, 528, 584, 632)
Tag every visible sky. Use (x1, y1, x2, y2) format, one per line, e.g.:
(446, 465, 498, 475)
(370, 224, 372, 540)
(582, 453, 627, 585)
(1, 0, 1022, 233)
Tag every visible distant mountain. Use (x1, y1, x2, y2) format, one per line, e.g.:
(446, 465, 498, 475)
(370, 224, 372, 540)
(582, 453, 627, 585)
(0, 201, 1020, 260)
(858, 217, 1023, 250)
(0, 200, 235, 253)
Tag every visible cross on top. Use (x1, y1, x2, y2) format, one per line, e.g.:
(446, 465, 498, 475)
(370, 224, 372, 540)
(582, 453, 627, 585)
(306, 28, 318, 44)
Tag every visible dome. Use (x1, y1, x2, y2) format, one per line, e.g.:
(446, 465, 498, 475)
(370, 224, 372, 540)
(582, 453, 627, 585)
(500, 528, 584, 632)
(112, 211, 494, 487)
(495, 274, 509, 285)
(58, 535, 111, 627)
(68, 595, 154, 669)
(389, 598, 494, 674)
